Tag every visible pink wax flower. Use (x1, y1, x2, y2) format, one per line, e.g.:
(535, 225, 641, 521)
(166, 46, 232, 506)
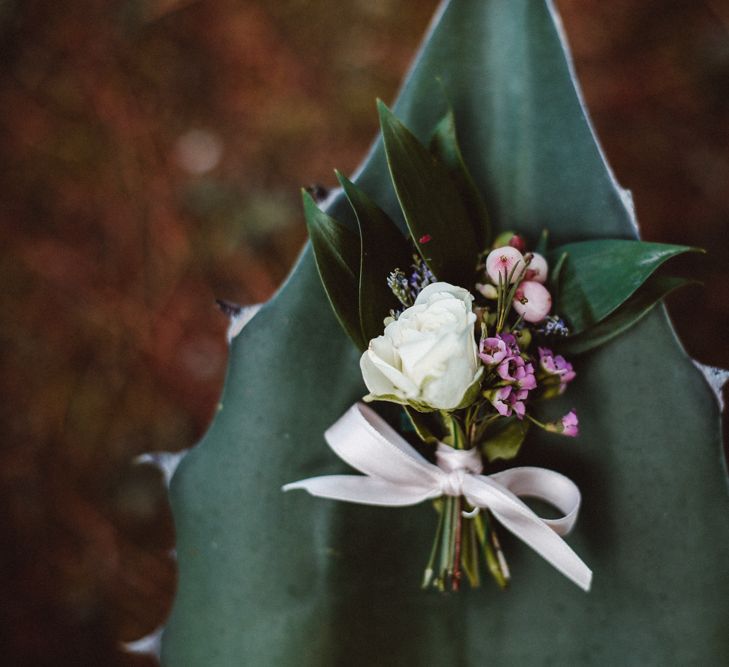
(487, 386, 528, 419)
(545, 410, 579, 437)
(498, 332, 520, 356)
(497, 355, 537, 391)
(538, 347, 576, 392)
(561, 411, 579, 437)
(479, 336, 508, 365)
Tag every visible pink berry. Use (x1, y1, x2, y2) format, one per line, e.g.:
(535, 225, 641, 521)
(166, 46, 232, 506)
(525, 252, 548, 283)
(513, 280, 552, 322)
(485, 246, 525, 284)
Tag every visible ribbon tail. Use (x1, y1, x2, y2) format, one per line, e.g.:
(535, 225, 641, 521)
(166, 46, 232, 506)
(464, 477, 592, 592)
(283, 475, 437, 507)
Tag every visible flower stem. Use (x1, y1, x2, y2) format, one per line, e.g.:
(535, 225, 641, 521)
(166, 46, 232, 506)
(437, 495, 454, 591)
(475, 511, 510, 589)
(460, 514, 480, 587)
(422, 500, 445, 588)
(452, 496, 463, 591)
(525, 413, 550, 431)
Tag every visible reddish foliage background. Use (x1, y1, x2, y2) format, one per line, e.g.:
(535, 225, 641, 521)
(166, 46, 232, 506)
(1, 1, 727, 665)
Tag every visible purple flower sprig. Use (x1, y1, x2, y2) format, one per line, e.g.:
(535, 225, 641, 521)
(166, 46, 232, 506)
(387, 254, 436, 310)
(537, 347, 576, 397)
(528, 410, 579, 438)
(480, 333, 537, 420)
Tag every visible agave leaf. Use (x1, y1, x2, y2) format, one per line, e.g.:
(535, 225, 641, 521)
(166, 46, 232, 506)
(550, 239, 698, 334)
(377, 100, 478, 286)
(302, 189, 365, 350)
(430, 109, 492, 251)
(163, 2, 729, 665)
(336, 171, 411, 344)
(559, 275, 695, 355)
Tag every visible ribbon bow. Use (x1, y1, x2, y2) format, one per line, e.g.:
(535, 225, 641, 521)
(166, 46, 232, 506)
(284, 403, 592, 591)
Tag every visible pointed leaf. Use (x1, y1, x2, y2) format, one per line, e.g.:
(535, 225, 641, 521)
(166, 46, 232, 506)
(534, 229, 549, 256)
(558, 275, 695, 354)
(430, 110, 492, 250)
(336, 172, 411, 343)
(550, 239, 698, 334)
(377, 100, 478, 286)
(403, 406, 443, 445)
(482, 418, 530, 462)
(302, 189, 365, 350)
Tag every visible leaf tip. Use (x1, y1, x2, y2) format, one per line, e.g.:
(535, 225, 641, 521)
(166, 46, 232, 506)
(334, 169, 350, 190)
(376, 98, 395, 124)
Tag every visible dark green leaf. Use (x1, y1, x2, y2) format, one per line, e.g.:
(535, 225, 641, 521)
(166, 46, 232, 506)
(430, 110, 492, 251)
(377, 100, 478, 286)
(558, 275, 695, 354)
(482, 418, 530, 462)
(403, 406, 443, 445)
(550, 239, 698, 334)
(534, 229, 549, 256)
(302, 189, 365, 350)
(336, 171, 411, 343)
(550, 250, 568, 297)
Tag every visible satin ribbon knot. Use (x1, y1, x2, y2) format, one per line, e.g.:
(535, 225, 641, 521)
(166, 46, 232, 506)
(283, 403, 592, 591)
(436, 446, 482, 496)
(440, 469, 467, 497)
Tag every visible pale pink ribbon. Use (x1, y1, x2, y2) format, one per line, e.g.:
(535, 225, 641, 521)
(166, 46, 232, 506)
(284, 403, 592, 591)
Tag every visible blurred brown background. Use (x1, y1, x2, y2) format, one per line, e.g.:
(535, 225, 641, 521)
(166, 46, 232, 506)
(1, 1, 727, 665)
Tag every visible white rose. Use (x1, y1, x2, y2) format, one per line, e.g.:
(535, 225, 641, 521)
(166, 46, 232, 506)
(360, 282, 483, 411)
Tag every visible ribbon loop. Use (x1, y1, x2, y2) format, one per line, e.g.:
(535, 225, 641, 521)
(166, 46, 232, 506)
(283, 403, 592, 592)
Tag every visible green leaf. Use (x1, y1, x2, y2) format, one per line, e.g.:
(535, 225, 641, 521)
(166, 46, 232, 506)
(430, 110, 492, 251)
(164, 2, 729, 665)
(403, 407, 442, 445)
(377, 100, 479, 287)
(302, 189, 365, 350)
(534, 229, 549, 256)
(558, 275, 695, 355)
(550, 239, 698, 334)
(550, 250, 568, 296)
(482, 418, 530, 462)
(336, 172, 411, 343)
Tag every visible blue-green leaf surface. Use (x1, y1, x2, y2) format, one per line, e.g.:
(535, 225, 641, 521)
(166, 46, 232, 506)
(162, 2, 728, 665)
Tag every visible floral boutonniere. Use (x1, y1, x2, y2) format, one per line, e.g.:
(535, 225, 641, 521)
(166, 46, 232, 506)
(284, 100, 699, 592)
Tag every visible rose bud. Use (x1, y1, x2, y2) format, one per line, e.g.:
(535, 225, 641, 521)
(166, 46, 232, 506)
(485, 246, 525, 284)
(513, 280, 552, 322)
